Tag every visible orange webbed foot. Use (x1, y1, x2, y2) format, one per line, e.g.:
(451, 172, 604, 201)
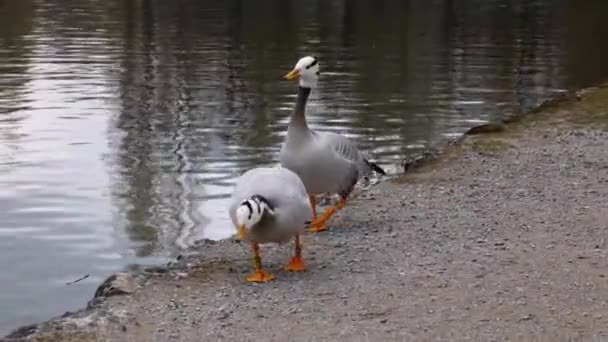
(306, 197, 348, 233)
(307, 206, 335, 233)
(285, 256, 306, 272)
(246, 270, 275, 283)
(307, 220, 328, 233)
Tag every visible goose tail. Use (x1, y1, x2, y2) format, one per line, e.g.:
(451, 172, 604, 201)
(365, 160, 386, 176)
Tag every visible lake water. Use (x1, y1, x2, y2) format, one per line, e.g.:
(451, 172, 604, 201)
(1, 0, 608, 334)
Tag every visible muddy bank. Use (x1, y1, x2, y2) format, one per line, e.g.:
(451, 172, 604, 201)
(4, 84, 608, 341)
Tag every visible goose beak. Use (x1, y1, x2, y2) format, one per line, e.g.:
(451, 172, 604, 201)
(283, 69, 299, 80)
(236, 224, 247, 240)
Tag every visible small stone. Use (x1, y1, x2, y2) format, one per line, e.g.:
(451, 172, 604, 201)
(94, 273, 137, 298)
(518, 314, 534, 322)
(218, 312, 230, 320)
(144, 266, 168, 274)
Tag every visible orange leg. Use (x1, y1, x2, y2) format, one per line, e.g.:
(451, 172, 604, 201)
(308, 197, 347, 233)
(285, 233, 306, 272)
(309, 195, 317, 220)
(245, 242, 275, 283)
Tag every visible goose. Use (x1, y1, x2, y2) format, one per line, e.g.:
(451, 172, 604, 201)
(280, 56, 386, 233)
(228, 167, 313, 282)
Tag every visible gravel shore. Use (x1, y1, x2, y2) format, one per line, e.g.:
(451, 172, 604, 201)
(4, 85, 608, 341)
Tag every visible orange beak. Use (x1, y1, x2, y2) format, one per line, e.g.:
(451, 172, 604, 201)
(236, 224, 247, 240)
(283, 69, 299, 80)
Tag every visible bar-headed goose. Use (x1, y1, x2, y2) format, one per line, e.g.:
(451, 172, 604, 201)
(229, 167, 312, 282)
(280, 56, 386, 233)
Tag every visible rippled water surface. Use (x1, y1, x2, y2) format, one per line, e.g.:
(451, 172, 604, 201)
(1, 0, 608, 334)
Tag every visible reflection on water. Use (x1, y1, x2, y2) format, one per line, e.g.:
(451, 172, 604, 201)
(1, 0, 608, 334)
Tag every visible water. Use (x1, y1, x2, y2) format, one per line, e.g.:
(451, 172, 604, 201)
(1, 0, 608, 334)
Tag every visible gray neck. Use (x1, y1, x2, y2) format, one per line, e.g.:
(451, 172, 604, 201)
(289, 86, 311, 130)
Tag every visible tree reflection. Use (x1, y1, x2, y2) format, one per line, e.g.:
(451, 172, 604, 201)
(0, 0, 33, 112)
(0, 1, 33, 162)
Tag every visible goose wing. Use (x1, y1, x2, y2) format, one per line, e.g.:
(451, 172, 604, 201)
(316, 131, 366, 169)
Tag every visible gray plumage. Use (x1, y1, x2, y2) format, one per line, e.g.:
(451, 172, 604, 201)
(228, 167, 312, 243)
(280, 84, 385, 198)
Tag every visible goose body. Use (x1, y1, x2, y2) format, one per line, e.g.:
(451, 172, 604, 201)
(228, 166, 312, 282)
(229, 167, 312, 243)
(279, 56, 385, 232)
(281, 126, 379, 198)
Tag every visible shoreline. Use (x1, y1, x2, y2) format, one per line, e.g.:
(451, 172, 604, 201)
(4, 83, 608, 341)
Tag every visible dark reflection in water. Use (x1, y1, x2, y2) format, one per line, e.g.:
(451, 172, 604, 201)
(1, 0, 608, 334)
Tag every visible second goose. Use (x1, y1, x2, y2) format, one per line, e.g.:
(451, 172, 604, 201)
(280, 56, 386, 232)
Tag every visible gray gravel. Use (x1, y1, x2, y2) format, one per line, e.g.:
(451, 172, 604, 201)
(4, 92, 608, 341)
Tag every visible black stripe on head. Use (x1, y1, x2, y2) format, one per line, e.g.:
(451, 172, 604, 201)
(251, 195, 274, 211)
(306, 57, 318, 69)
(255, 198, 261, 214)
(241, 200, 253, 219)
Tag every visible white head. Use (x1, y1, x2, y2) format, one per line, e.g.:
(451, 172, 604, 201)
(283, 56, 320, 88)
(234, 195, 275, 240)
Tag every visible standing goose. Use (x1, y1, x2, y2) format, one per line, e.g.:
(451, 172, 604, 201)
(280, 56, 386, 232)
(229, 167, 312, 282)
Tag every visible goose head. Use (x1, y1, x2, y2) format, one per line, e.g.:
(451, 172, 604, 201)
(284, 56, 320, 88)
(235, 195, 275, 240)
